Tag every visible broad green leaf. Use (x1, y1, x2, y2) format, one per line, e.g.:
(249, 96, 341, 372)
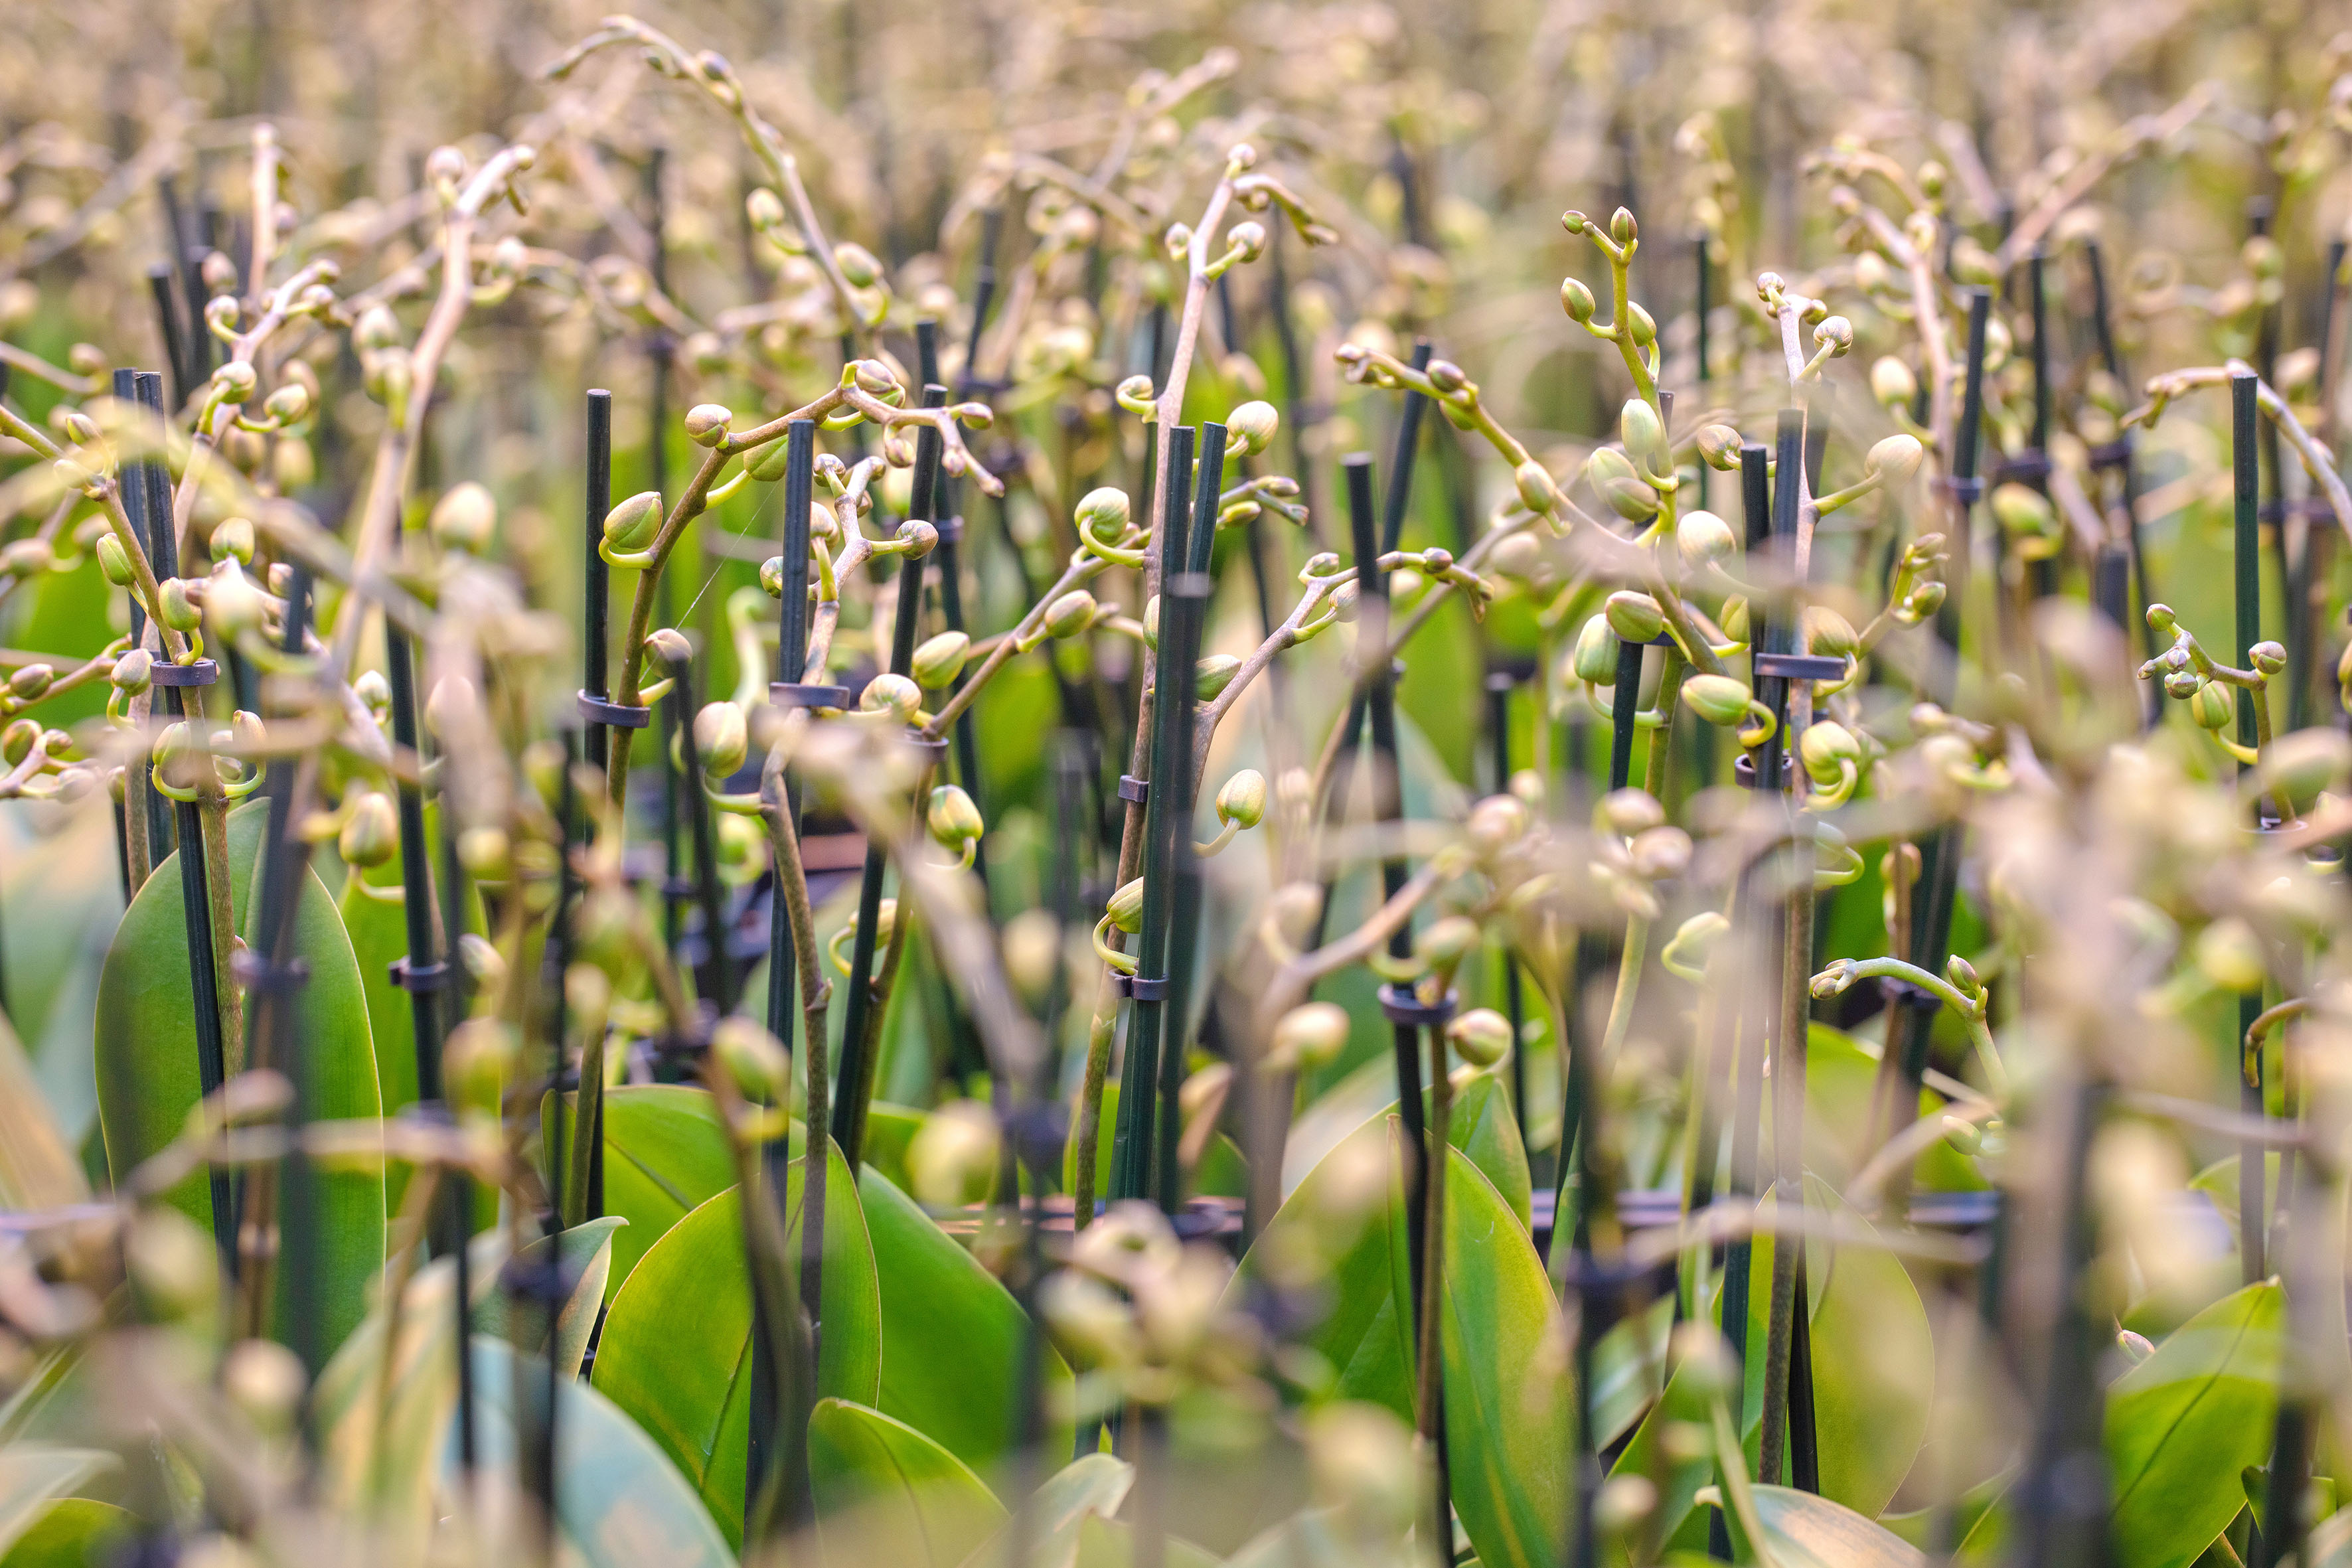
(2106, 1279, 2284, 1568)
(469, 1215, 627, 1379)
(339, 874, 422, 1127)
(807, 1397, 1006, 1568)
(94, 801, 382, 1358)
(0, 1449, 116, 1559)
(0, 1008, 85, 1210)
(311, 1217, 620, 1519)
(860, 1164, 1071, 1474)
(1590, 1293, 1674, 1453)
(591, 1134, 880, 1549)
(1070, 1512, 1225, 1568)
(0, 1499, 131, 1568)
(1737, 1484, 1926, 1568)
(0, 796, 119, 1163)
(547, 1084, 736, 1299)
(957, 1454, 1135, 1568)
(1437, 1067, 1532, 1232)
(1607, 1350, 1727, 1561)
(864, 1101, 927, 1196)
(1800, 1178, 1934, 1517)
(459, 1336, 734, 1568)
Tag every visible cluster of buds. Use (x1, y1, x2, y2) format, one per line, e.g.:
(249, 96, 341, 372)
(1038, 1201, 1264, 1411)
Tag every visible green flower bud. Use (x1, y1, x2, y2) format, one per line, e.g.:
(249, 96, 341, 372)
(2189, 678, 2235, 730)
(1076, 487, 1132, 543)
(209, 516, 256, 566)
(603, 491, 664, 554)
(111, 648, 153, 694)
(1871, 356, 1919, 408)
(1800, 720, 1861, 785)
(1416, 914, 1482, 966)
(442, 1016, 519, 1120)
(695, 701, 748, 776)
(1990, 483, 2056, 541)
(1559, 276, 1597, 323)
(1681, 673, 1755, 728)
(158, 577, 202, 633)
(1571, 613, 1618, 684)
(860, 672, 922, 724)
(1676, 509, 1736, 572)
(338, 790, 398, 868)
(1605, 589, 1664, 644)
(1610, 207, 1637, 246)
(1865, 433, 1925, 490)
(1514, 459, 1560, 514)
(206, 563, 266, 640)
(1227, 401, 1279, 457)
(1813, 315, 1853, 354)
(1694, 424, 1743, 471)
(911, 630, 971, 689)
(927, 783, 985, 852)
(1620, 398, 1662, 459)
(1804, 605, 1859, 659)
(711, 1016, 793, 1104)
(263, 381, 311, 424)
(1271, 1001, 1350, 1070)
(2195, 918, 2267, 993)
(1662, 910, 1729, 977)
(96, 533, 134, 587)
(1107, 877, 1145, 934)
(210, 360, 258, 402)
(683, 405, 732, 447)
(1596, 787, 1664, 837)
(0, 718, 35, 765)
(2165, 667, 2203, 701)
(430, 481, 497, 554)
(1719, 597, 1750, 644)
(833, 242, 881, 289)
(1044, 589, 1097, 639)
(1626, 301, 1657, 347)
(1447, 1007, 1514, 1067)
(1196, 654, 1241, 701)
(2250, 641, 2288, 676)
(909, 1101, 1000, 1210)
(1215, 768, 1267, 828)
(0, 538, 50, 580)
(746, 436, 793, 482)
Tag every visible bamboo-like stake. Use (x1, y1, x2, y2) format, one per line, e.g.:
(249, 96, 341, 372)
(583, 392, 615, 773)
(2014, 1081, 2111, 1567)
(113, 368, 165, 886)
(2233, 369, 2269, 1284)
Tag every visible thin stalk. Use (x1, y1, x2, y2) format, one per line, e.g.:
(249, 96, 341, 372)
(2233, 370, 2267, 1283)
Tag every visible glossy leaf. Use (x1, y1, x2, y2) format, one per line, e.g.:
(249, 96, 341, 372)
(0, 1449, 116, 1560)
(460, 1336, 735, 1568)
(93, 800, 383, 1358)
(807, 1397, 1007, 1568)
(864, 1101, 927, 1196)
(1435, 1067, 1532, 1232)
(0, 1498, 131, 1568)
(337, 799, 477, 1142)
(860, 1163, 1071, 1473)
(469, 1215, 627, 1379)
(0, 797, 119, 1164)
(590, 1134, 880, 1549)
(1736, 1484, 1927, 1568)
(2105, 1279, 2284, 1568)
(1800, 1178, 1935, 1517)
(957, 1454, 1134, 1568)
(0, 1011, 85, 1210)
(548, 1083, 736, 1299)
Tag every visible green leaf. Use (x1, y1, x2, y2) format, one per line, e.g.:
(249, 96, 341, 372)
(1799, 1178, 1935, 1518)
(1070, 1512, 1225, 1568)
(860, 1164, 1071, 1474)
(957, 1454, 1134, 1568)
(807, 1397, 1007, 1568)
(1607, 1348, 1727, 1560)
(469, 1215, 626, 1379)
(461, 1336, 736, 1568)
(591, 1134, 880, 1549)
(1590, 1293, 1674, 1453)
(0, 1498, 131, 1568)
(0, 1006, 86, 1210)
(864, 1101, 927, 1197)
(311, 1217, 619, 1518)
(339, 874, 422, 1125)
(93, 800, 382, 1359)
(0, 1449, 117, 1560)
(548, 1084, 736, 1300)
(2, 797, 123, 1157)
(1737, 1484, 1926, 1568)
(2106, 1279, 2284, 1568)
(1438, 1067, 1532, 1233)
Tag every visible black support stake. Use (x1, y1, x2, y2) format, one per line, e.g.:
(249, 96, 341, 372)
(2233, 370, 2267, 1285)
(583, 392, 614, 773)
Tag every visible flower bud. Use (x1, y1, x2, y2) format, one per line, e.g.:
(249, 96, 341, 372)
(1801, 720, 1861, 784)
(695, 701, 748, 776)
(1466, 794, 1528, 852)
(1571, 613, 1618, 684)
(1042, 589, 1097, 639)
(1427, 359, 1468, 393)
(1619, 398, 1663, 460)
(354, 305, 401, 353)
(112, 648, 153, 694)
(0, 718, 34, 765)
(128, 1209, 218, 1322)
(1514, 459, 1560, 514)
(603, 491, 664, 554)
(1215, 768, 1267, 828)
(833, 242, 881, 289)
(683, 405, 732, 448)
(1804, 605, 1859, 659)
(1694, 424, 1743, 471)
(442, 1016, 518, 1119)
(158, 577, 202, 632)
(909, 1101, 1000, 1209)
(1227, 400, 1279, 457)
(1609, 207, 1637, 246)
(1447, 1008, 1514, 1067)
(0, 537, 49, 581)
(1107, 877, 1145, 935)
(711, 1016, 793, 1104)
(339, 791, 398, 868)
(1865, 433, 1925, 489)
(2250, 641, 2288, 676)
(911, 630, 971, 689)
(1196, 655, 1241, 701)
(2189, 678, 2235, 730)
(96, 533, 134, 587)
(1626, 302, 1657, 347)
(1676, 509, 1736, 572)
(1076, 487, 1132, 544)
(1596, 787, 1664, 837)
(206, 563, 266, 640)
(1628, 825, 1692, 880)
(860, 672, 921, 723)
(1990, 483, 2056, 542)
(1682, 675, 1756, 733)
(927, 783, 985, 852)
(210, 360, 258, 403)
(2195, 918, 2267, 993)
(1664, 910, 1729, 975)
(1271, 1001, 1350, 1071)
(209, 516, 256, 566)
(263, 381, 311, 424)
(430, 481, 497, 554)
(1871, 356, 1919, 408)
(1812, 315, 1853, 354)
(1559, 276, 1597, 323)
(1605, 590, 1664, 645)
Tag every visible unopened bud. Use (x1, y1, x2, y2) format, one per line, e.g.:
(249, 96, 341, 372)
(430, 481, 497, 554)
(1227, 400, 1279, 457)
(1605, 590, 1664, 644)
(603, 491, 664, 554)
(911, 630, 971, 689)
(695, 702, 749, 776)
(1107, 877, 1144, 935)
(339, 791, 398, 867)
(683, 404, 732, 447)
(1271, 1001, 1350, 1071)
(711, 1016, 792, 1104)
(1447, 1008, 1513, 1067)
(927, 783, 985, 851)
(1215, 768, 1267, 828)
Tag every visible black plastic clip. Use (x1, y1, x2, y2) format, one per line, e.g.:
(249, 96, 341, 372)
(935, 515, 965, 544)
(151, 658, 219, 688)
(771, 682, 852, 710)
(1732, 753, 1796, 790)
(232, 950, 310, 992)
(1940, 475, 1984, 507)
(1753, 651, 1847, 682)
(1879, 975, 1943, 1014)
(1117, 775, 1150, 805)
(1116, 974, 1171, 1001)
(389, 957, 455, 992)
(1995, 448, 2052, 484)
(1377, 984, 1458, 1028)
(577, 689, 651, 729)
(902, 732, 950, 762)
(2086, 438, 2135, 472)
(659, 875, 698, 900)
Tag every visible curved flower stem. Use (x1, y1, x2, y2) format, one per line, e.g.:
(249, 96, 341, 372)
(1598, 649, 1689, 1060)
